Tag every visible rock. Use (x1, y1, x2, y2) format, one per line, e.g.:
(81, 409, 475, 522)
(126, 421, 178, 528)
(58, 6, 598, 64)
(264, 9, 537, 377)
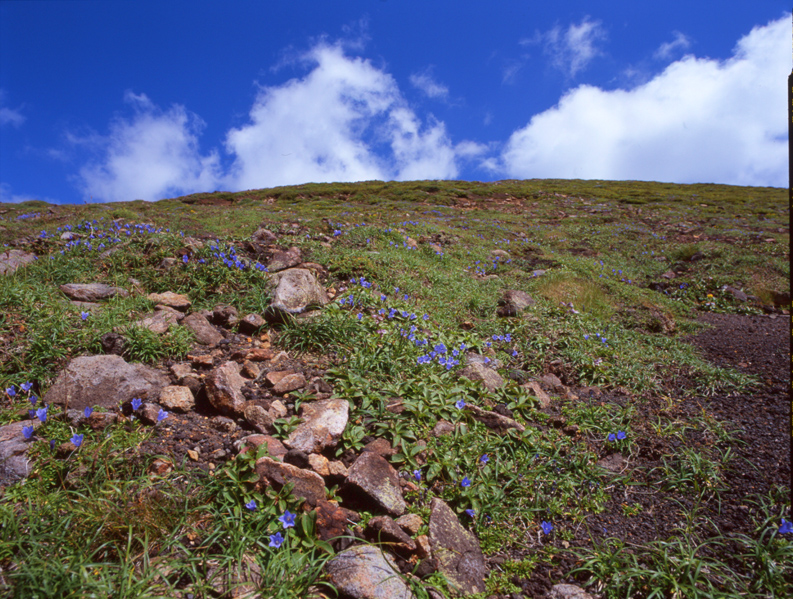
(539, 373, 565, 391)
(267, 246, 302, 272)
(285, 398, 349, 454)
(149, 458, 174, 477)
(252, 227, 278, 245)
(146, 292, 191, 311)
(239, 313, 266, 333)
(396, 513, 423, 536)
(87, 411, 118, 431)
(597, 453, 625, 473)
(315, 498, 359, 542)
(181, 313, 223, 347)
(325, 545, 415, 599)
(205, 361, 247, 416)
(458, 362, 505, 392)
(100, 332, 126, 355)
(431, 420, 456, 437)
(723, 286, 748, 302)
(158, 386, 195, 413)
(241, 360, 260, 379)
(497, 289, 535, 318)
(245, 348, 273, 362)
(522, 381, 551, 409)
(269, 399, 288, 419)
(237, 434, 287, 460)
(0, 420, 39, 487)
(170, 362, 193, 380)
(0, 250, 37, 275)
(491, 249, 510, 259)
(244, 403, 274, 434)
(137, 402, 163, 425)
(267, 268, 330, 319)
(44, 355, 169, 412)
(135, 306, 182, 334)
(254, 456, 327, 506)
(273, 373, 306, 395)
(344, 451, 406, 516)
(212, 416, 238, 434)
(60, 283, 129, 302)
(266, 370, 293, 386)
(467, 405, 525, 433)
(362, 438, 394, 457)
(365, 516, 416, 556)
(429, 498, 486, 596)
(309, 453, 331, 476)
(212, 305, 239, 328)
(159, 257, 177, 269)
(546, 584, 595, 599)
(660, 270, 677, 280)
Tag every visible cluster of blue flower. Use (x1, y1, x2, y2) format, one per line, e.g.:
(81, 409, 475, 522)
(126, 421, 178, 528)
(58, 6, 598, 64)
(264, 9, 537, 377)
(242, 505, 296, 548)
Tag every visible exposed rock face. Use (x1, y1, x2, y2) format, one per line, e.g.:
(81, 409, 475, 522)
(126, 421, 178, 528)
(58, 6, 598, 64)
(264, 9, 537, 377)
(60, 283, 129, 302)
(0, 250, 37, 275)
(325, 545, 415, 599)
(254, 456, 327, 506)
(146, 292, 191, 311)
(315, 498, 358, 542)
(344, 451, 406, 516)
(181, 313, 223, 346)
(428, 498, 486, 596)
(364, 516, 416, 557)
(285, 398, 349, 454)
(0, 421, 39, 487)
(268, 268, 330, 317)
(204, 361, 247, 416)
(158, 386, 195, 413)
(458, 362, 505, 392)
(44, 355, 169, 412)
(267, 247, 302, 272)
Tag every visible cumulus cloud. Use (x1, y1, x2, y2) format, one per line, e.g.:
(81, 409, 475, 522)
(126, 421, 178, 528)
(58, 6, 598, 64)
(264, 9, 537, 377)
(409, 68, 450, 99)
(524, 16, 607, 77)
(497, 15, 789, 187)
(0, 90, 25, 127)
(654, 31, 692, 60)
(223, 43, 470, 189)
(75, 92, 222, 202)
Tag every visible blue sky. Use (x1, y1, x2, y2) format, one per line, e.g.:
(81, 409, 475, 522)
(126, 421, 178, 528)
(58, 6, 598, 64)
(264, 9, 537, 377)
(1, 1, 789, 204)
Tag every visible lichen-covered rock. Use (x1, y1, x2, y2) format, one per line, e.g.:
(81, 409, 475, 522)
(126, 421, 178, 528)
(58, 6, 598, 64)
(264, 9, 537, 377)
(254, 456, 327, 506)
(267, 268, 330, 318)
(205, 361, 247, 416)
(344, 451, 406, 516)
(285, 398, 349, 453)
(429, 498, 486, 595)
(325, 545, 414, 599)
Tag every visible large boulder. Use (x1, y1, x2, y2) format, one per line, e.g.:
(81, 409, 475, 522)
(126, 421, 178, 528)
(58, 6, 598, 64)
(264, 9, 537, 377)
(0, 250, 36, 275)
(343, 451, 406, 516)
(267, 268, 330, 319)
(428, 498, 486, 595)
(59, 283, 129, 302)
(267, 247, 302, 272)
(44, 355, 170, 412)
(325, 545, 415, 599)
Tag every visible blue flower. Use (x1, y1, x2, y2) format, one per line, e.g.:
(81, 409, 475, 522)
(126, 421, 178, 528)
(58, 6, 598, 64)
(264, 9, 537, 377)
(269, 532, 285, 548)
(422, 314, 429, 320)
(616, 431, 627, 440)
(36, 407, 47, 423)
(5, 386, 15, 397)
(182, 255, 189, 264)
(279, 510, 297, 529)
(157, 409, 169, 422)
(461, 477, 471, 488)
(29, 395, 37, 406)
(541, 521, 553, 535)
(20, 382, 33, 392)
(244, 500, 257, 511)
(70, 433, 84, 447)
(607, 433, 616, 442)
(83, 406, 93, 418)
(779, 519, 793, 534)
(413, 469, 421, 481)
(22, 425, 34, 440)
(480, 454, 489, 464)
(455, 399, 466, 409)
(131, 398, 142, 411)
(80, 311, 90, 321)
(465, 509, 475, 517)
(511, 350, 518, 357)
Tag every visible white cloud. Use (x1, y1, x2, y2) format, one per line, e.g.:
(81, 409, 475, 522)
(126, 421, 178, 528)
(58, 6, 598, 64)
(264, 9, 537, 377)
(497, 15, 790, 187)
(654, 31, 692, 60)
(525, 16, 607, 77)
(223, 43, 469, 189)
(76, 92, 222, 202)
(409, 69, 449, 99)
(0, 90, 25, 127)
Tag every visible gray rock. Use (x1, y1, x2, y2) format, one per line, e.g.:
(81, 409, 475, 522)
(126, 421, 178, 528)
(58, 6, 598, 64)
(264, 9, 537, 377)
(205, 361, 247, 416)
(181, 313, 223, 346)
(458, 362, 505, 392)
(268, 268, 330, 317)
(723, 286, 748, 302)
(546, 583, 595, 599)
(100, 332, 126, 355)
(244, 403, 275, 434)
(325, 545, 415, 599)
(254, 456, 327, 506)
(212, 305, 239, 328)
(60, 283, 129, 302)
(0, 250, 37, 275)
(170, 362, 193, 380)
(237, 434, 287, 460)
(158, 385, 195, 413)
(0, 420, 39, 487)
(239, 313, 266, 333)
(135, 306, 183, 334)
(365, 516, 416, 554)
(344, 451, 406, 516)
(267, 246, 302, 272)
(497, 289, 535, 317)
(429, 498, 486, 596)
(285, 398, 349, 454)
(44, 355, 169, 412)
(431, 420, 456, 437)
(146, 291, 191, 311)
(395, 513, 423, 535)
(251, 227, 278, 245)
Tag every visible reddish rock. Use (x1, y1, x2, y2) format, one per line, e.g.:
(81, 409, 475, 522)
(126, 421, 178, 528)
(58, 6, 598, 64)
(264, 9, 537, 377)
(395, 513, 423, 535)
(315, 498, 359, 542)
(254, 456, 327, 506)
(146, 291, 191, 311)
(344, 451, 406, 516)
(467, 404, 525, 433)
(273, 372, 306, 395)
(245, 348, 273, 362)
(239, 313, 266, 333)
(522, 381, 551, 409)
(325, 545, 414, 599)
(362, 438, 394, 457)
(237, 434, 287, 460)
(181, 313, 223, 347)
(429, 498, 486, 595)
(285, 398, 348, 453)
(365, 516, 416, 556)
(205, 361, 247, 416)
(158, 385, 195, 413)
